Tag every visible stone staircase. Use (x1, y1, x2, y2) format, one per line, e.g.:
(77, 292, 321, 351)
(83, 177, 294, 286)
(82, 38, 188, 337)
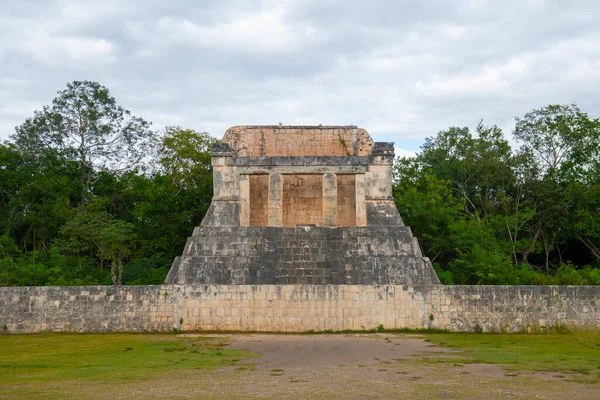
(340, 226, 439, 284)
(166, 225, 439, 285)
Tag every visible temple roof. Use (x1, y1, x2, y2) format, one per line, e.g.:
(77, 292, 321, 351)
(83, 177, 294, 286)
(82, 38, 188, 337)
(222, 125, 374, 157)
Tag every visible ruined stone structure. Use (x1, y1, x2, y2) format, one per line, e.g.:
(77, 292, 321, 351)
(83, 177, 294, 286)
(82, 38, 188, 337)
(165, 126, 440, 285)
(3, 127, 598, 335)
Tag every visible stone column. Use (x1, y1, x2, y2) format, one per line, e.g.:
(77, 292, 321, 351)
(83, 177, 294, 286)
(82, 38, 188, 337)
(200, 143, 240, 226)
(239, 175, 250, 227)
(365, 143, 403, 226)
(322, 173, 338, 226)
(355, 174, 367, 226)
(268, 173, 283, 226)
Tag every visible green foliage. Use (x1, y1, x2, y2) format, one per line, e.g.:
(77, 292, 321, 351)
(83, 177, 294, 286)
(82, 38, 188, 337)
(12, 81, 155, 172)
(0, 83, 215, 287)
(433, 264, 454, 285)
(393, 106, 600, 284)
(425, 331, 600, 382)
(0, 334, 257, 388)
(159, 126, 215, 191)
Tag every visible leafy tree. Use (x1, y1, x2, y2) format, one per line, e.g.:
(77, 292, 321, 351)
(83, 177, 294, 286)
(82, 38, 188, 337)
(127, 127, 215, 258)
(59, 198, 136, 285)
(99, 220, 136, 285)
(158, 126, 215, 192)
(393, 169, 461, 274)
(0, 142, 82, 252)
(394, 112, 600, 284)
(514, 104, 600, 266)
(12, 81, 155, 204)
(418, 123, 515, 220)
(514, 103, 600, 178)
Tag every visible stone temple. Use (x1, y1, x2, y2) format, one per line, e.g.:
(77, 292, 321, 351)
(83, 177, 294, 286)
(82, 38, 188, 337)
(165, 126, 440, 285)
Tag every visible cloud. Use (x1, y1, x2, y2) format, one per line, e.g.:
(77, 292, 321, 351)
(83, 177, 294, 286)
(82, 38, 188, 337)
(152, 9, 317, 53)
(1, 0, 600, 154)
(395, 147, 418, 159)
(21, 33, 117, 67)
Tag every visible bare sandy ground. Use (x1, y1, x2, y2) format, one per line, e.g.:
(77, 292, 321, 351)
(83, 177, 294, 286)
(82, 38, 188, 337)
(218, 333, 598, 400)
(229, 333, 449, 367)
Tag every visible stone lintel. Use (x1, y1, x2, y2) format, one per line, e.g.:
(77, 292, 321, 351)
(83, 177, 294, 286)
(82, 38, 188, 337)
(227, 156, 371, 167)
(235, 165, 368, 175)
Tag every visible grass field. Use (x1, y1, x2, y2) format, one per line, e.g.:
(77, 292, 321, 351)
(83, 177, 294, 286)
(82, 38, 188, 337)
(0, 331, 598, 399)
(0, 334, 256, 387)
(422, 330, 600, 383)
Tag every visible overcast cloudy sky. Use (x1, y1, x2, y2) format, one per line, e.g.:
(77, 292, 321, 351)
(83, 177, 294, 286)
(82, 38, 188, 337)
(1, 0, 599, 156)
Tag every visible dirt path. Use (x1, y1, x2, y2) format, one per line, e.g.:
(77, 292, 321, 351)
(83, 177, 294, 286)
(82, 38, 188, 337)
(229, 333, 449, 367)
(221, 333, 598, 400)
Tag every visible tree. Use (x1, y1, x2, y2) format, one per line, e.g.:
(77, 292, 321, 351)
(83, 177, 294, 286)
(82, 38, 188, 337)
(0, 142, 82, 252)
(12, 81, 155, 204)
(514, 104, 600, 265)
(126, 127, 216, 258)
(99, 220, 136, 286)
(59, 198, 135, 285)
(393, 168, 461, 276)
(514, 103, 600, 179)
(393, 121, 558, 283)
(158, 126, 215, 192)
(418, 123, 515, 221)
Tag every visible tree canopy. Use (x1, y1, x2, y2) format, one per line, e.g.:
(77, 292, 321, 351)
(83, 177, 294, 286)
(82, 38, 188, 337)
(1, 82, 598, 286)
(12, 81, 155, 205)
(394, 106, 600, 285)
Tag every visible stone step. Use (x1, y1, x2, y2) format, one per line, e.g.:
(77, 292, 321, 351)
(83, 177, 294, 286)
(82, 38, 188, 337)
(169, 225, 437, 285)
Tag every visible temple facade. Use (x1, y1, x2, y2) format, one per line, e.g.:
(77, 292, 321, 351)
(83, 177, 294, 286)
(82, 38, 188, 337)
(165, 126, 440, 285)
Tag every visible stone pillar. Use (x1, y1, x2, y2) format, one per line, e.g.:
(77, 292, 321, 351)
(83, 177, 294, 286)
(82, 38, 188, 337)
(200, 143, 240, 226)
(268, 173, 283, 227)
(322, 173, 338, 226)
(355, 174, 367, 226)
(365, 143, 403, 226)
(239, 175, 250, 227)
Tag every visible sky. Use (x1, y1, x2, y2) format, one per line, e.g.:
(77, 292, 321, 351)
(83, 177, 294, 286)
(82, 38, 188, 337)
(1, 0, 599, 157)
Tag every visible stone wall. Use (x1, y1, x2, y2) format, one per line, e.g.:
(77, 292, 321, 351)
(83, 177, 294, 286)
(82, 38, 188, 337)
(0, 286, 176, 333)
(1, 285, 598, 334)
(424, 285, 600, 332)
(222, 126, 374, 157)
(249, 174, 268, 226)
(282, 174, 323, 227)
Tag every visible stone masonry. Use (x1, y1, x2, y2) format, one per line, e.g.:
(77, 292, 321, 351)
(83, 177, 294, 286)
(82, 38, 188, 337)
(165, 126, 440, 285)
(1, 285, 598, 333)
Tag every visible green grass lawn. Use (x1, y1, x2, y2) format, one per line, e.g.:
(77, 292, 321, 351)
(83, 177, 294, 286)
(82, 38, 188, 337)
(422, 330, 600, 382)
(0, 333, 256, 386)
